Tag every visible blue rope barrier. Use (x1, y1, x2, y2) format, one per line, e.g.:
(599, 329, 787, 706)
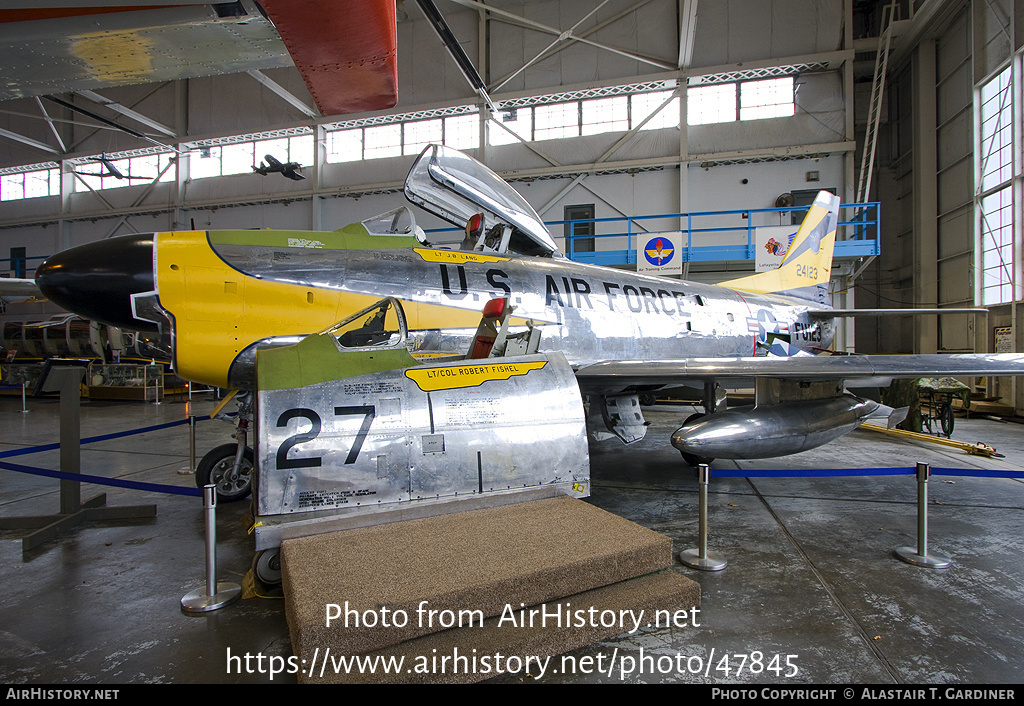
(932, 467, 1024, 479)
(0, 459, 202, 497)
(0, 417, 199, 459)
(710, 466, 1024, 479)
(0, 415, 214, 497)
(712, 467, 914, 477)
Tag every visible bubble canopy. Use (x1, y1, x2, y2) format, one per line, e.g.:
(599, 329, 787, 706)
(404, 144, 559, 257)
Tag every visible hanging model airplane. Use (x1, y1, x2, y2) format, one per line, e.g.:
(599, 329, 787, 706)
(74, 153, 154, 182)
(32, 145, 1024, 496)
(253, 154, 306, 181)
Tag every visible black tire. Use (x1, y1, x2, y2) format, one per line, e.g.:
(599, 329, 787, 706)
(940, 403, 954, 437)
(253, 549, 282, 586)
(679, 412, 714, 467)
(196, 443, 254, 502)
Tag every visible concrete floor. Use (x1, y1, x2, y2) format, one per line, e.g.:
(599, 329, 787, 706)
(1, 393, 1023, 684)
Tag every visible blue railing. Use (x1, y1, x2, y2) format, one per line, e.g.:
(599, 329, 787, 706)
(426, 201, 880, 267)
(1, 254, 47, 279)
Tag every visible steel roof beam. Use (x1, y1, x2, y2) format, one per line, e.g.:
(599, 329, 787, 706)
(0, 126, 60, 155)
(678, 0, 698, 69)
(34, 96, 67, 153)
(74, 89, 177, 137)
(246, 70, 319, 120)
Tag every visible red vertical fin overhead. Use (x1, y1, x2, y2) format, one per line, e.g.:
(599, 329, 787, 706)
(258, 0, 398, 116)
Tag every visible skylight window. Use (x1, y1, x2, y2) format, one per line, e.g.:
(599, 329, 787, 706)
(687, 84, 736, 125)
(443, 114, 479, 150)
(326, 129, 363, 163)
(633, 91, 680, 130)
(534, 103, 579, 141)
(582, 96, 629, 135)
(740, 77, 795, 120)
(489, 108, 532, 146)
(364, 124, 402, 160)
(1, 167, 59, 201)
(404, 119, 443, 155)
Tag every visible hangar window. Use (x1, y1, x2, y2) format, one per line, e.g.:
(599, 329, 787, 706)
(364, 124, 403, 160)
(740, 77, 796, 120)
(976, 64, 1019, 305)
(632, 90, 680, 130)
(219, 142, 256, 176)
(687, 76, 795, 125)
(327, 129, 363, 163)
(0, 165, 59, 200)
(490, 108, 532, 146)
(404, 118, 443, 155)
(443, 114, 479, 150)
(582, 96, 629, 135)
(688, 83, 736, 125)
(256, 135, 313, 169)
(191, 147, 224, 179)
(129, 153, 176, 183)
(74, 152, 175, 190)
(534, 102, 580, 141)
(189, 131, 312, 179)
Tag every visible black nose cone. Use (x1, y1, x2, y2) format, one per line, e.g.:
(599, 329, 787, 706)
(36, 233, 157, 331)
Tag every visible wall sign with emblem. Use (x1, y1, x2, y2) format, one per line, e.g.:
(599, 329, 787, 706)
(636, 232, 683, 275)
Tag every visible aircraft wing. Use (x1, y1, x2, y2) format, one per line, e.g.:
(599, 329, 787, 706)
(577, 353, 1024, 458)
(0, 277, 41, 301)
(0, 2, 397, 116)
(573, 353, 1024, 392)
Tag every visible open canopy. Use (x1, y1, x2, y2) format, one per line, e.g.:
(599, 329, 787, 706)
(404, 144, 559, 257)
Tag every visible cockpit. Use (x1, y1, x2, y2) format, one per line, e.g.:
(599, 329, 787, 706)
(359, 206, 429, 243)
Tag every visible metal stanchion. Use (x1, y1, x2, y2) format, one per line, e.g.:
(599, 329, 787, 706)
(181, 484, 241, 614)
(679, 463, 727, 571)
(177, 407, 197, 476)
(894, 462, 951, 569)
(20, 381, 28, 413)
(150, 361, 161, 406)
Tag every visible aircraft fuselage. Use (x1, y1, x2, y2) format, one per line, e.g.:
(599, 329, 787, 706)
(43, 229, 832, 389)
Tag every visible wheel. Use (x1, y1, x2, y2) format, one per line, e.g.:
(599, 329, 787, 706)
(196, 443, 254, 502)
(253, 549, 282, 586)
(639, 393, 657, 406)
(940, 402, 954, 437)
(679, 412, 714, 468)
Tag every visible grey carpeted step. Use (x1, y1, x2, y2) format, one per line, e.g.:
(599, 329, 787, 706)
(299, 569, 700, 684)
(282, 495, 676, 660)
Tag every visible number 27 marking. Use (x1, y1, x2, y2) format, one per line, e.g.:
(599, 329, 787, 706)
(275, 405, 376, 469)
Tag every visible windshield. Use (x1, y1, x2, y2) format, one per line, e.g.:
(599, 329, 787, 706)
(404, 144, 558, 257)
(360, 207, 427, 243)
(326, 298, 407, 350)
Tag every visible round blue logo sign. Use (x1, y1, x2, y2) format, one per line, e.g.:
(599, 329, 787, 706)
(643, 236, 675, 267)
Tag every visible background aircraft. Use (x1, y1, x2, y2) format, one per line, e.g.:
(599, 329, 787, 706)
(74, 153, 153, 182)
(253, 154, 305, 181)
(34, 145, 1024, 471)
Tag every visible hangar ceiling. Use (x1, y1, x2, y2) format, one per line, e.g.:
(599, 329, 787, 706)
(0, 0, 852, 168)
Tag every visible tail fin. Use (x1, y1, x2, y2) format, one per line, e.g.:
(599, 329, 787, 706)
(721, 191, 840, 304)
